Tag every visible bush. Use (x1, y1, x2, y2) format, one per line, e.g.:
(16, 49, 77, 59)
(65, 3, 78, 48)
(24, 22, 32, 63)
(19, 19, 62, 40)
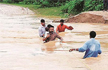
(3, 0, 22, 3)
(61, 0, 84, 15)
(23, 0, 35, 4)
(84, 0, 103, 11)
(62, 0, 103, 15)
(3, 0, 13, 3)
(40, 0, 68, 7)
(41, 0, 50, 7)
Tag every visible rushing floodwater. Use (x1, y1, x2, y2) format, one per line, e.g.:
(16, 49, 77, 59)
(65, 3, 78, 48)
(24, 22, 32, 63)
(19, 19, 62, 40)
(0, 8, 108, 70)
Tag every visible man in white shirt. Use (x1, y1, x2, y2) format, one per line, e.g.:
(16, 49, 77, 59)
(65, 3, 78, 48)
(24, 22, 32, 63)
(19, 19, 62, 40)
(39, 19, 46, 37)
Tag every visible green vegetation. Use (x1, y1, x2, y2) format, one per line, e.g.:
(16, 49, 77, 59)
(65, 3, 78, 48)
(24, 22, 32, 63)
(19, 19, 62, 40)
(0, 2, 67, 18)
(62, 0, 103, 15)
(0, 0, 104, 18)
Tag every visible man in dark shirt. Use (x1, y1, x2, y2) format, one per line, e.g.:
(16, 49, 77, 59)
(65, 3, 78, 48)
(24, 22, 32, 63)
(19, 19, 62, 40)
(103, 0, 108, 11)
(43, 25, 63, 43)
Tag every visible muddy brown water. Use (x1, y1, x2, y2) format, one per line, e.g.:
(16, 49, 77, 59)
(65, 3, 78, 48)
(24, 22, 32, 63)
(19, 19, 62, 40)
(0, 8, 108, 70)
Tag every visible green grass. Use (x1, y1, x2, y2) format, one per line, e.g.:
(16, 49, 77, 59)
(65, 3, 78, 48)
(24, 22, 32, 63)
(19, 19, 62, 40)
(0, 2, 68, 18)
(35, 6, 67, 18)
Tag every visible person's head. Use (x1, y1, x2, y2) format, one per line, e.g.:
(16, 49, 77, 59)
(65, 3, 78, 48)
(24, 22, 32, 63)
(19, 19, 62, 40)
(41, 19, 45, 26)
(45, 24, 53, 31)
(47, 24, 52, 28)
(89, 31, 96, 38)
(49, 26, 54, 34)
(45, 27, 49, 31)
(60, 19, 64, 26)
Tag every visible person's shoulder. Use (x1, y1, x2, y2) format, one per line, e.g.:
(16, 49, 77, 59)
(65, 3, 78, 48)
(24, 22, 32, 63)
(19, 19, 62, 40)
(39, 26, 42, 29)
(85, 39, 92, 44)
(45, 25, 47, 27)
(86, 39, 100, 44)
(64, 24, 67, 26)
(95, 40, 100, 44)
(39, 26, 41, 28)
(64, 24, 68, 27)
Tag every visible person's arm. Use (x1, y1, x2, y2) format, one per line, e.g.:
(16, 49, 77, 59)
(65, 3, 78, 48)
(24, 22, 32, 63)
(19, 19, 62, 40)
(69, 43, 88, 52)
(43, 34, 50, 41)
(69, 48, 79, 52)
(98, 44, 102, 54)
(65, 25, 73, 30)
(56, 26, 59, 34)
(56, 34, 63, 42)
(65, 25, 70, 30)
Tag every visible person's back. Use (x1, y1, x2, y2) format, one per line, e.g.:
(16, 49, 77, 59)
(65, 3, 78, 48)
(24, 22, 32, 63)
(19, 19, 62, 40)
(79, 38, 101, 58)
(69, 31, 102, 59)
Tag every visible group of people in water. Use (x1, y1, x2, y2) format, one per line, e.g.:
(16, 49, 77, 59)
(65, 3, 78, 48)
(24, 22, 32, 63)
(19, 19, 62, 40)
(39, 19, 73, 42)
(38, 19, 102, 59)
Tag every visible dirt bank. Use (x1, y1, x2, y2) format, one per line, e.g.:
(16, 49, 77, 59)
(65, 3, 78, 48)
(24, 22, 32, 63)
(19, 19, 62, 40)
(0, 4, 34, 15)
(67, 11, 108, 23)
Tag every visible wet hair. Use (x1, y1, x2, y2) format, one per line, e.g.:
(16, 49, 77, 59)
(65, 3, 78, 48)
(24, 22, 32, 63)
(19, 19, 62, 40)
(90, 31, 96, 38)
(60, 19, 64, 23)
(41, 19, 45, 23)
(47, 24, 52, 28)
(49, 25, 54, 28)
(45, 24, 53, 31)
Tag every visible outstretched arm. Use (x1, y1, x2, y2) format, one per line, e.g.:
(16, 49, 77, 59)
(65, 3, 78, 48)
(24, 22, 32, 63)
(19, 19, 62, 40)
(69, 43, 88, 52)
(65, 25, 73, 30)
(65, 25, 70, 30)
(56, 34, 63, 42)
(69, 48, 79, 52)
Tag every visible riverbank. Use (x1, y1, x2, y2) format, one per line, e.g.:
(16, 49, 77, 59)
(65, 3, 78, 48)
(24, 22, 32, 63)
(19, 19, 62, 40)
(0, 2, 67, 18)
(67, 11, 108, 23)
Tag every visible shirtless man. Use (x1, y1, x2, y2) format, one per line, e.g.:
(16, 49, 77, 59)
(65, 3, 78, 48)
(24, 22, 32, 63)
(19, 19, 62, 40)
(43, 25, 63, 43)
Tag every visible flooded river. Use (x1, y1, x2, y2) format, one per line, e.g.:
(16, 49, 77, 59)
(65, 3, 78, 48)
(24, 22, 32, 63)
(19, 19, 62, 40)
(0, 4, 108, 70)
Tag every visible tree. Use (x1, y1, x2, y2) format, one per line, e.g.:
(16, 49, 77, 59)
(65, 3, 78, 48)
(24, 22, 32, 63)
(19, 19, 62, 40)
(0, 0, 3, 2)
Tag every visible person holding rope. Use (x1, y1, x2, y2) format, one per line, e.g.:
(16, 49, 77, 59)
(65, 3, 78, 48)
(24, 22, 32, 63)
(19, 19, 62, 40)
(56, 19, 74, 34)
(69, 31, 102, 59)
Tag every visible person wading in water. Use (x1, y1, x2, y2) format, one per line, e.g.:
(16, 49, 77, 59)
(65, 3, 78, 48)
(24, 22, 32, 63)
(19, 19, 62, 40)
(69, 31, 102, 59)
(43, 25, 63, 43)
(56, 19, 73, 34)
(38, 19, 46, 37)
